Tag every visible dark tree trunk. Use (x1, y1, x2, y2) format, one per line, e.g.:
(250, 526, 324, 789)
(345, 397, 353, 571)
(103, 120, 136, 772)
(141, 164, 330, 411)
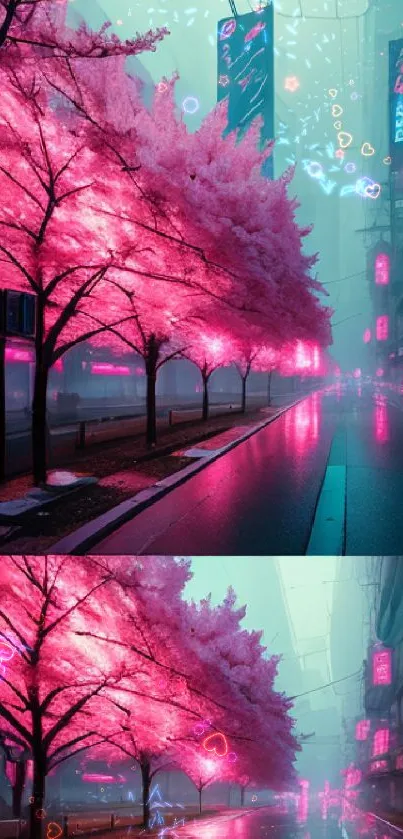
(12, 761, 27, 819)
(140, 759, 151, 829)
(146, 365, 157, 447)
(30, 688, 46, 839)
(0, 336, 5, 482)
(145, 336, 159, 447)
(202, 373, 209, 421)
(29, 756, 46, 839)
(241, 375, 247, 413)
(198, 787, 202, 814)
(240, 785, 246, 807)
(32, 302, 49, 485)
(267, 370, 273, 406)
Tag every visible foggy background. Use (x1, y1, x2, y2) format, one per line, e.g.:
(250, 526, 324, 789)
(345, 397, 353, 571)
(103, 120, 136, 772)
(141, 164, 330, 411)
(184, 556, 374, 789)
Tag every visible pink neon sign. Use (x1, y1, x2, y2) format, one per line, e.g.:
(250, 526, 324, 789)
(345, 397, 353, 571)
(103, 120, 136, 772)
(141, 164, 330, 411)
(355, 720, 370, 741)
(376, 316, 389, 342)
(363, 329, 371, 344)
(370, 759, 388, 773)
(372, 648, 392, 685)
(396, 754, 403, 771)
(82, 773, 127, 784)
(375, 254, 390, 286)
(5, 347, 34, 363)
(345, 766, 362, 788)
(90, 363, 131, 377)
(372, 728, 389, 756)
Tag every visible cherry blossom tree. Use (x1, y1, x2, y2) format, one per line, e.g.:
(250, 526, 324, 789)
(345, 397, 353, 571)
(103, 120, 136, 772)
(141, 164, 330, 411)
(176, 746, 228, 814)
(0, 0, 167, 58)
(131, 80, 332, 348)
(92, 280, 195, 447)
(234, 340, 280, 412)
(54, 62, 331, 349)
(75, 560, 299, 826)
(0, 556, 216, 839)
(253, 345, 281, 406)
(234, 344, 260, 414)
(82, 702, 196, 828)
(182, 589, 299, 793)
(183, 328, 234, 421)
(0, 67, 139, 483)
(0, 557, 136, 839)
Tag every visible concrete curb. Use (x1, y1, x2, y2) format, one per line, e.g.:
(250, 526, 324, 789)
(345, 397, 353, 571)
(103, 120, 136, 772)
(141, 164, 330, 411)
(51, 395, 308, 555)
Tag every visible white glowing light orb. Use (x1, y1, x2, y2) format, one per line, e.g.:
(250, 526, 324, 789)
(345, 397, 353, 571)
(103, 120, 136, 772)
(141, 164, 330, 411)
(182, 96, 200, 115)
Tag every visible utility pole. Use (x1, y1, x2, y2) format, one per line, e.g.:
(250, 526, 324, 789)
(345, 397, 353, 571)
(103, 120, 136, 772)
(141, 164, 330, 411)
(228, 0, 238, 15)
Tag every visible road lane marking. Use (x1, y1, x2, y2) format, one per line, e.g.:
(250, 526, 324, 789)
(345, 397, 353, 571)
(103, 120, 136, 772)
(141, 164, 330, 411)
(306, 464, 346, 555)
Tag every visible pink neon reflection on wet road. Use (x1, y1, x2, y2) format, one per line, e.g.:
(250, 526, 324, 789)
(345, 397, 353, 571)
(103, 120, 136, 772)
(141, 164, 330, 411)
(284, 392, 320, 456)
(159, 808, 297, 838)
(374, 394, 389, 444)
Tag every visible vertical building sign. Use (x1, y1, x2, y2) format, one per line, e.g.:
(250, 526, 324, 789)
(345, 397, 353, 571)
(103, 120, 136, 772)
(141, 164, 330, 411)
(217, 4, 274, 177)
(372, 728, 390, 756)
(375, 253, 390, 286)
(372, 647, 392, 685)
(355, 720, 370, 741)
(376, 316, 389, 342)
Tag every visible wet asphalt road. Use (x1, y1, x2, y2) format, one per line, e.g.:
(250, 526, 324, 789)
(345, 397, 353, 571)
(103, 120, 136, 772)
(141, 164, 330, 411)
(88, 810, 338, 839)
(148, 809, 306, 837)
(90, 384, 403, 556)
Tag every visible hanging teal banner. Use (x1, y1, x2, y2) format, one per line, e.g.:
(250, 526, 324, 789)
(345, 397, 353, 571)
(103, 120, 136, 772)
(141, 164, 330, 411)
(390, 38, 403, 167)
(217, 5, 274, 178)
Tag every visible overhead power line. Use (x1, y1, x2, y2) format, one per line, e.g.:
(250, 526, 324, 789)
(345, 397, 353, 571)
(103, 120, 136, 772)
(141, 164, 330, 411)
(322, 271, 366, 286)
(290, 669, 362, 700)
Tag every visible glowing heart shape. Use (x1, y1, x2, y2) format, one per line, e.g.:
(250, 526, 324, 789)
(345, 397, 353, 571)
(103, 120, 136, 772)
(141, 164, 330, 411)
(365, 182, 381, 200)
(331, 104, 343, 117)
(328, 89, 337, 98)
(334, 121, 342, 130)
(338, 131, 353, 149)
(361, 142, 375, 156)
(47, 824, 62, 839)
(203, 732, 228, 757)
